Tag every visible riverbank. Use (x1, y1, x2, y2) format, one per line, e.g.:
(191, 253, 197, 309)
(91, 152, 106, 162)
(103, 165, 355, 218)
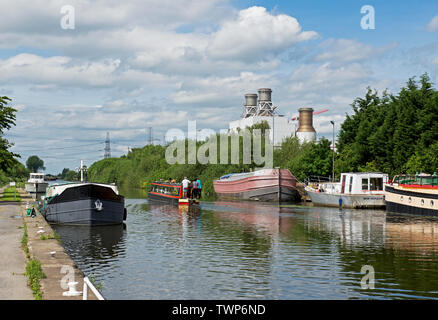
(0, 186, 99, 300)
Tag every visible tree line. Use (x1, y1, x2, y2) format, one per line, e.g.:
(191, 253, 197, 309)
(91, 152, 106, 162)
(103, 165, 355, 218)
(1, 73, 437, 193)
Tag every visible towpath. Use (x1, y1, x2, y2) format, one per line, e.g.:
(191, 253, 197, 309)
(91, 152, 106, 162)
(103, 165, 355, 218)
(0, 194, 33, 299)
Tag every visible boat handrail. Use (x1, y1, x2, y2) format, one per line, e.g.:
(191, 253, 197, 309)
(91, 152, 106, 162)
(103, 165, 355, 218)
(82, 276, 105, 300)
(304, 175, 332, 184)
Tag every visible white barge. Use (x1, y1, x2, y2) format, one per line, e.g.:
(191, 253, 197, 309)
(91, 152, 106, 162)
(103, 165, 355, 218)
(305, 172, 389, 208)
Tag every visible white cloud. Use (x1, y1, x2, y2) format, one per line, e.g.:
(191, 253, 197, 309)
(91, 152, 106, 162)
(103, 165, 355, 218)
(207, 6, 318, 61)
(426, 15, 438, 32)
(313, 39, 397, 63)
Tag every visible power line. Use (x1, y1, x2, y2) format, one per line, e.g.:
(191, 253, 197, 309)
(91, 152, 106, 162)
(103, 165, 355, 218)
(104, 132, 111, 159)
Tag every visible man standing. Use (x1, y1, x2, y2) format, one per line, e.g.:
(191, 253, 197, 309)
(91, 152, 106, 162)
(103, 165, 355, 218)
(192, 179, 199, 199)
(182, 177, 190, 198)
(196, 178, 202, 199)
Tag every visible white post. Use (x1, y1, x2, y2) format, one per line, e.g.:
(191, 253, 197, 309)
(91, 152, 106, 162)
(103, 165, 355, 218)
(80, 160, 84, 182)
(83, 281, 88, 300)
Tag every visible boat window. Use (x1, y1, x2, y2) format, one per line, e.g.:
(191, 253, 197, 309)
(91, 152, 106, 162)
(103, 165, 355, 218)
(348, 176, 353, 193)
(370, 178, 383, 191)
(341, 175, 346, 193)
(361, 178, 369, 191)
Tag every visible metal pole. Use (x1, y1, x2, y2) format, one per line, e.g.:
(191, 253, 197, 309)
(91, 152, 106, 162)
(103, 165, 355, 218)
(330, 121, 335, 182)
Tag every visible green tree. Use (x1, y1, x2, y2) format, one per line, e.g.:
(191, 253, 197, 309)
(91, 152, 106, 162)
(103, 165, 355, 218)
(0, 96, 19, 171)
(26, 155, 45, 172)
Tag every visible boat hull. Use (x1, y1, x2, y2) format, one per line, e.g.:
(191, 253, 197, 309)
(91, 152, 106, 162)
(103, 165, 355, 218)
(385, 185, 438, 217)
(42, 184, 125, 226)
(43, 199, 125, 226)
(25, 182, 48, 193)
(213, 169, 300, 202)
(306, 189, 385, 209)
(148, 191, 180, 205)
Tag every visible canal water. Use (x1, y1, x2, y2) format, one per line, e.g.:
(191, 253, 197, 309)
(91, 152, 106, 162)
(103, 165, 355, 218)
(52, 190, 438, 300)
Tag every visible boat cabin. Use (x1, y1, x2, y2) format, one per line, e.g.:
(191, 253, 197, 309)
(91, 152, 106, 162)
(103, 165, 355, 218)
(340, 172, 388, 194)
(28, 173, 45, 183)
(149, 182, 182, 199)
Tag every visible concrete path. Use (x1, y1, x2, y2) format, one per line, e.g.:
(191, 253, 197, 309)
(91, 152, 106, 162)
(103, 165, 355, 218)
(0, 204, 33, 299)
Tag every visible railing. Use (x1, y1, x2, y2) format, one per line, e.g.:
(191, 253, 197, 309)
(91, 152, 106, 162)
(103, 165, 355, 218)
(83, 276, 105, 300)
(304, 175, 332, 185)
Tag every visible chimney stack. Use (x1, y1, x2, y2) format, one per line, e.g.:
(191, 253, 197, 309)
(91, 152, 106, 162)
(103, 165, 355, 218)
(296, 108, 316, 143)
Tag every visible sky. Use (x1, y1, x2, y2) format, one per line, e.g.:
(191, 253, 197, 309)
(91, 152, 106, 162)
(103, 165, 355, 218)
(1, 0, 437, 174)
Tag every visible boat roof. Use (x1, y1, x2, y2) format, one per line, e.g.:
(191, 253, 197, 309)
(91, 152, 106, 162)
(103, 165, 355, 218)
(151, 181, 182, 186)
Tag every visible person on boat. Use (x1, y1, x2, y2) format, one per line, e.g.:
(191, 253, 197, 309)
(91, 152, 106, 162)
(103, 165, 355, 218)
(192, 179, 199, 199)
(182, 177, 190, 198)
(196, 178, 202, 199)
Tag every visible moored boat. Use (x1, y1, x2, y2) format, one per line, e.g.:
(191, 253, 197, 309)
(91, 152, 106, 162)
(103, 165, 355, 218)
(305, 172, 388, 208)
(385, 174, 438, 217)
(213, 168, 300, 202)
(25, 173, 49, 193)
(40, 161, 126, 226)
(148, 181, 199, 206)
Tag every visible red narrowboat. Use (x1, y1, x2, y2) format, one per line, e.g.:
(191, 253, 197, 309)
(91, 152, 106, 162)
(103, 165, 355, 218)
(148, 181, 199, 206)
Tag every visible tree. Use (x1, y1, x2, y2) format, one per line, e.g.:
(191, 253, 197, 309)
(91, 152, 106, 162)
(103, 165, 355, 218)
(0, 96, 19, 171)
(26, 155, 45, 172)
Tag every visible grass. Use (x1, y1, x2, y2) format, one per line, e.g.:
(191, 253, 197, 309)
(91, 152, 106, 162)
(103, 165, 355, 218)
(0, 186, 21, 202)
(21, 221, 29, 259)
(25, 259, 46, 300)
(21, 219, 45, 299)
(40, 231, 60, 241)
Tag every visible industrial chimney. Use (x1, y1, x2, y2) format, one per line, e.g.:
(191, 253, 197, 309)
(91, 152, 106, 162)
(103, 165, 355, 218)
(296, 108, 316, 143)
(243, 93, 258, 118)
(257, 88, 275, 116)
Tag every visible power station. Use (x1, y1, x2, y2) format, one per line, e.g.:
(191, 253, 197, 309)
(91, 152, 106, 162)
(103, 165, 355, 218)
(229, 88, 318, 146)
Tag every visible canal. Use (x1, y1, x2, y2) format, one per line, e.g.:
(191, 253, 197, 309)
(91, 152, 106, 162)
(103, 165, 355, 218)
(52, 190, 438, 300)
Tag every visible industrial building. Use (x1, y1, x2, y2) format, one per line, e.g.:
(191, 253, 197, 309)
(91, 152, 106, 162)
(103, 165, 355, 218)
(229, 88, 317, 146)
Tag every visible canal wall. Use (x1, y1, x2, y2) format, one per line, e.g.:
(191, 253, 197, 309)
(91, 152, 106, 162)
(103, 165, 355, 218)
(19, 188, 99, 300)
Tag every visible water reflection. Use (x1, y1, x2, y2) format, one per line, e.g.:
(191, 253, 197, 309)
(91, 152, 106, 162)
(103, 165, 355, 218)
(53, 196, 438, 299)
(52, 224, 126, 266)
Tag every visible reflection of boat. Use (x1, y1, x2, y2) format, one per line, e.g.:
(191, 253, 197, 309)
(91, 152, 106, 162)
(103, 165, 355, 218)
(148, 200, 200, 216)
(385, 215, 438, 253)
(148, 181, 199, 207)
(305, 172, 388, 208)
(211, 200, 295, 235)
(25, 173, 49, 193)
(41, 161, 126, 226)
(52, 224, 125, 260)
(213, 168, 300, 202)
(385, 174, 438, 217)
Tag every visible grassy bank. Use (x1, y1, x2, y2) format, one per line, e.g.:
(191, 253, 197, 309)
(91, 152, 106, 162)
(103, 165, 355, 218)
(21, 218, 45, 299)
(1, 186, 21, 202)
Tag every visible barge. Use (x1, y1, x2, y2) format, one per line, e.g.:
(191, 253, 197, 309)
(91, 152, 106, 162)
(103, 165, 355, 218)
(385, 174, 438, 216)
(213, 168, 300, 202)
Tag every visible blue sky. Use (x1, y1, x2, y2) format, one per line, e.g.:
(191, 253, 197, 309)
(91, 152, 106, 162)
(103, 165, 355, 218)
(0, 0, 437, 174)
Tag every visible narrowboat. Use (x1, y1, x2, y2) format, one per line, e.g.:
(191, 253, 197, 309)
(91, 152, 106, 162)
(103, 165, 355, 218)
(148, 181, 199, 206)
(385, 174, 438, 216)
(305, 172, 389, 208)
(213, 168, 300, 202)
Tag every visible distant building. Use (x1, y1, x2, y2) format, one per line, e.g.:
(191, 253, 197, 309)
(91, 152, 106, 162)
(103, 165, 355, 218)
(229, 88, 316, 146)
